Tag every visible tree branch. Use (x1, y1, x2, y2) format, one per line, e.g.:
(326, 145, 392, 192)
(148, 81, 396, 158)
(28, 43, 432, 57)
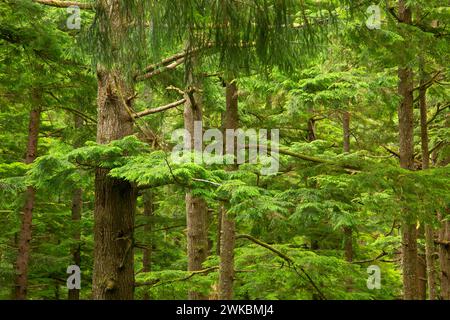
(134, 99, 186, 118)
(33, 0, 94, 10)
(236, 234, 327, 300)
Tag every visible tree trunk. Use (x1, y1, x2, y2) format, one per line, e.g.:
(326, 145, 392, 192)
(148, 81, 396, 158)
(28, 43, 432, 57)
(218, 81, 239, 300)
(438, 217, 450, 299)
(14, 100, 41, 300)
(184, 65, 209, 300)
(92, 67, 137, 300)
(68, 187, 82, 300)
(342, 111, 353, 263)
(68, 115, 83, 300)
(397, 0, 419, 300)
(142, 191, 154, 300)
(419, 59, 437, 300)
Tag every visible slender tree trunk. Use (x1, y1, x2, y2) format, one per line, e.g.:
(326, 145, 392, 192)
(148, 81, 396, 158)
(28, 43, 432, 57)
(342, 111, 353, 263)
(92, 67, 137, 300)
(142, 191, 154, 300)
(68, 115, 83, 300)
(216, 205, 223, 256)
(419, 59, 437, 300)
(14, 100, 41, 300)
(218, 81, 239, 300)
(397, 0, 419, 300)
(68, 188, 82, 300)
(184, 65, 209, 300)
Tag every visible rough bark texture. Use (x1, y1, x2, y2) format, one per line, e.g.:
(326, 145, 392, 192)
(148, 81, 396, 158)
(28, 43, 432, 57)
(184, 66, 209, 300)
(397, 0, 419, 300)
(439, 215, 450, 299)
(14, 101, 41, 300)
(92, 68, 137, 300)
(218, 81, 239, 300)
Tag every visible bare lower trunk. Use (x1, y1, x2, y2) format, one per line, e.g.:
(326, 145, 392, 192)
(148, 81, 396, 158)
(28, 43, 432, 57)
(402, 223, 419, 299)
(184, 65, 209, 300)
(439, 217, 450, 299)
(218, 211, 235, 300)
(92, 68, 136, 300)
(397, 0, 419, 300)
(14, 103, 41, 300)
(218, 81, 239, 300)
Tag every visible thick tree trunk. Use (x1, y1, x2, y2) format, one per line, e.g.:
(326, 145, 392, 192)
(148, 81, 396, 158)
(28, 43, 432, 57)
(218, 81, 239, 300)
(184, 66, 209, 300)
(14, 100, 41, 300)
(92, 68, 137, 300)
(397, 0, 419, 300)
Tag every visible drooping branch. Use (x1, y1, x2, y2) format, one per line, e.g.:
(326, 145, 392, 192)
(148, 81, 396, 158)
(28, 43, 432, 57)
(133, 99, 186, 119)
(247, 144, 361, 172)
(33, 0, 94, 10)
(134, 266, 219, 288)
(236, 234, 327, 300)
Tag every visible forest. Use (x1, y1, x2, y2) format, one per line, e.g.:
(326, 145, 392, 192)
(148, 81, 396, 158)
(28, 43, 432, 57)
(0, 0, 448, 301)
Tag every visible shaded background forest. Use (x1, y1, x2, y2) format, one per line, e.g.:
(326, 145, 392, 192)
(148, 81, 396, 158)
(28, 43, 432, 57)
(0, 0, 449, 300)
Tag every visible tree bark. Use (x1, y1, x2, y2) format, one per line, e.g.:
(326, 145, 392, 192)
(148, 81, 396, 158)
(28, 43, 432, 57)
(14, 99, 41, 300)
(218, 81, 239, 300)
(438, 217, 450, 299)
(184, 65, 209, 300)
(92, 67, 137, 300)
(419, 59, 437, 300)
(397, 0, 419, 300)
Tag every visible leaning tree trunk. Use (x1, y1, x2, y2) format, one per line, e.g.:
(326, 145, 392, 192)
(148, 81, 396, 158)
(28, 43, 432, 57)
(218, 81, 239, 300)
(14, 97, 41, 300)
(92, 67, 137, 300)
(397, 0, 419, 300)
(184, 65, 209, 300)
